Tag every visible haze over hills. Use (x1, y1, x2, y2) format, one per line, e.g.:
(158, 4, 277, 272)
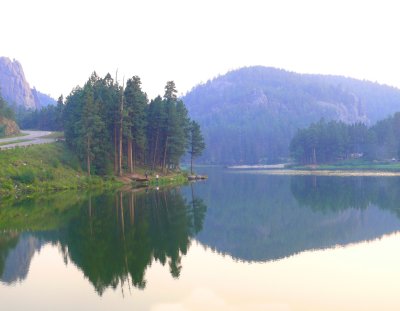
(0, 57, 56, 110)
(184, 66, 400, 164)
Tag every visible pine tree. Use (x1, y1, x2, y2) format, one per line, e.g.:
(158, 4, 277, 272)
(188, 120, 205, 174)
(79, 81, 105, 176)
(147, 96, 166, 169)
(124, 76, 148, 173)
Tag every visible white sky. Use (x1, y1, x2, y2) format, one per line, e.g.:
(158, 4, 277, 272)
(1, 0, 400, 99)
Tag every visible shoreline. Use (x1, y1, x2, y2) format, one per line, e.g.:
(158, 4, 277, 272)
(0, 142, 189, 199)
(228, 168, 400, 177)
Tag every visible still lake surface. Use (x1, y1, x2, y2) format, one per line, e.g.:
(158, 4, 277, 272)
(1, 167, 400, 310)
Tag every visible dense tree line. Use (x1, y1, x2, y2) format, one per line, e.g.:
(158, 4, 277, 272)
(290, 113, 400, 164)
(16, 96, 64, 131)
(63, 73, 204, 176)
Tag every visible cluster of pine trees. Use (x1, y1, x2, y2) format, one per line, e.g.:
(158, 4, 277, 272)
(290, 114, 400, 164)
(63, 72, 204, 176)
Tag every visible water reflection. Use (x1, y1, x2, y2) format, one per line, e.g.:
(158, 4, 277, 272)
(194, 169, 400, 262)
(291, 175, 400, 216)
(0, 187, 206, 294)
(2, 171, 400, 295)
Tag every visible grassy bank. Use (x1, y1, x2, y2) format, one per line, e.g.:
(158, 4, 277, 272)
(0, 142, 190, 198)
(0, 142, 121, 197)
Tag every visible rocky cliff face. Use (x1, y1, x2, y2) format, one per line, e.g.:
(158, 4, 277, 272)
(0, 116, 20, 136)
(0, 57, 55, 109)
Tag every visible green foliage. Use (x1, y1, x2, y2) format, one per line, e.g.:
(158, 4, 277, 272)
(0, 143, 122, 197)
(0, 91, 15, 121)
(63, 73, 202, 175)
(0, 125, 5, 137)
(12, 168, 36, 184)
(16, 100, 65, 131)
(188, 120, 205, 173)
(290, 113, 400, 164)
(124, 76, 148, 165)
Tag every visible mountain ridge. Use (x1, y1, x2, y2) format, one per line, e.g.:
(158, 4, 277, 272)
(0, 57, 56, 110)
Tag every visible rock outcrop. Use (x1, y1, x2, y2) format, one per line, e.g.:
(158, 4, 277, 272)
(0, 116, 20, 136)
(0, 57, 55, 109)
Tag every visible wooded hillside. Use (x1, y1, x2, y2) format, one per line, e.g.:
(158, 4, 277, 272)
(184, 66, 400, 164)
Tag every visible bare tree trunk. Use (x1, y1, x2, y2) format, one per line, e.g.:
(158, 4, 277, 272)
(114, 124, 117, 174)
(152, 129, 159, 170)
(118, 81, 124, 176)
(127, 137, 133, 174)
(162, 136, 168, 173)
(132, 142, 136, 173)
(87, 136, 91, 176)
(191, 153, 193, 175)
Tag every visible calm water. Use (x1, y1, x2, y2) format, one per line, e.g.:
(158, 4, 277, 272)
(2, 168, 400, 310)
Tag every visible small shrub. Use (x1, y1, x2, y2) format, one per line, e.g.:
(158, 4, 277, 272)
(13, 169, 36, 184)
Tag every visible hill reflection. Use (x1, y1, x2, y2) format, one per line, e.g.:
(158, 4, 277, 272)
(194, 169, 400, 262)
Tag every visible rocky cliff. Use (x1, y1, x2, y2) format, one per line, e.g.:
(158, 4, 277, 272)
(0, 57, 55, 109)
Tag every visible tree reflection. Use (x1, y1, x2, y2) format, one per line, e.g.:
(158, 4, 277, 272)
(0, 187, 207, 293)
(291, 175, 400, 214)
(56, 188, 206, 294)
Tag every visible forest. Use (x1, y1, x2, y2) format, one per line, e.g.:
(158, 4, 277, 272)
(290, 113, 400, 164)
(16, 73, 205, 176)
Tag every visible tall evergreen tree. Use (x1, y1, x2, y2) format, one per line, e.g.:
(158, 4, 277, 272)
(124, 76, 148, 173)
(188, 120, 205, 174)
(147, 96, 166, 169)
(79, 80, 105, 176)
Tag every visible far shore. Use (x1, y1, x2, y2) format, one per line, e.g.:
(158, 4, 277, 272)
(228, 169, 400, 177)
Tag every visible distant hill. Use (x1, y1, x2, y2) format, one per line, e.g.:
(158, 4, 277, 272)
(183, 66, 400, 164)
(0, 57, 56, 110)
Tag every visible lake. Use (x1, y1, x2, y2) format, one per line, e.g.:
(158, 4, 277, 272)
(1, 167, 400, 310)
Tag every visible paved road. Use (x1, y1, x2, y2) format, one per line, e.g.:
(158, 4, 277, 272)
(0, 130, 56, 150)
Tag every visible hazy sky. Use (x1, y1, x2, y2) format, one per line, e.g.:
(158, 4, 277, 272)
(2, 0, 400, 99)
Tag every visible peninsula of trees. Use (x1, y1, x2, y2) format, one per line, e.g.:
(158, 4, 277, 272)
(61, 72, 204, 176)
